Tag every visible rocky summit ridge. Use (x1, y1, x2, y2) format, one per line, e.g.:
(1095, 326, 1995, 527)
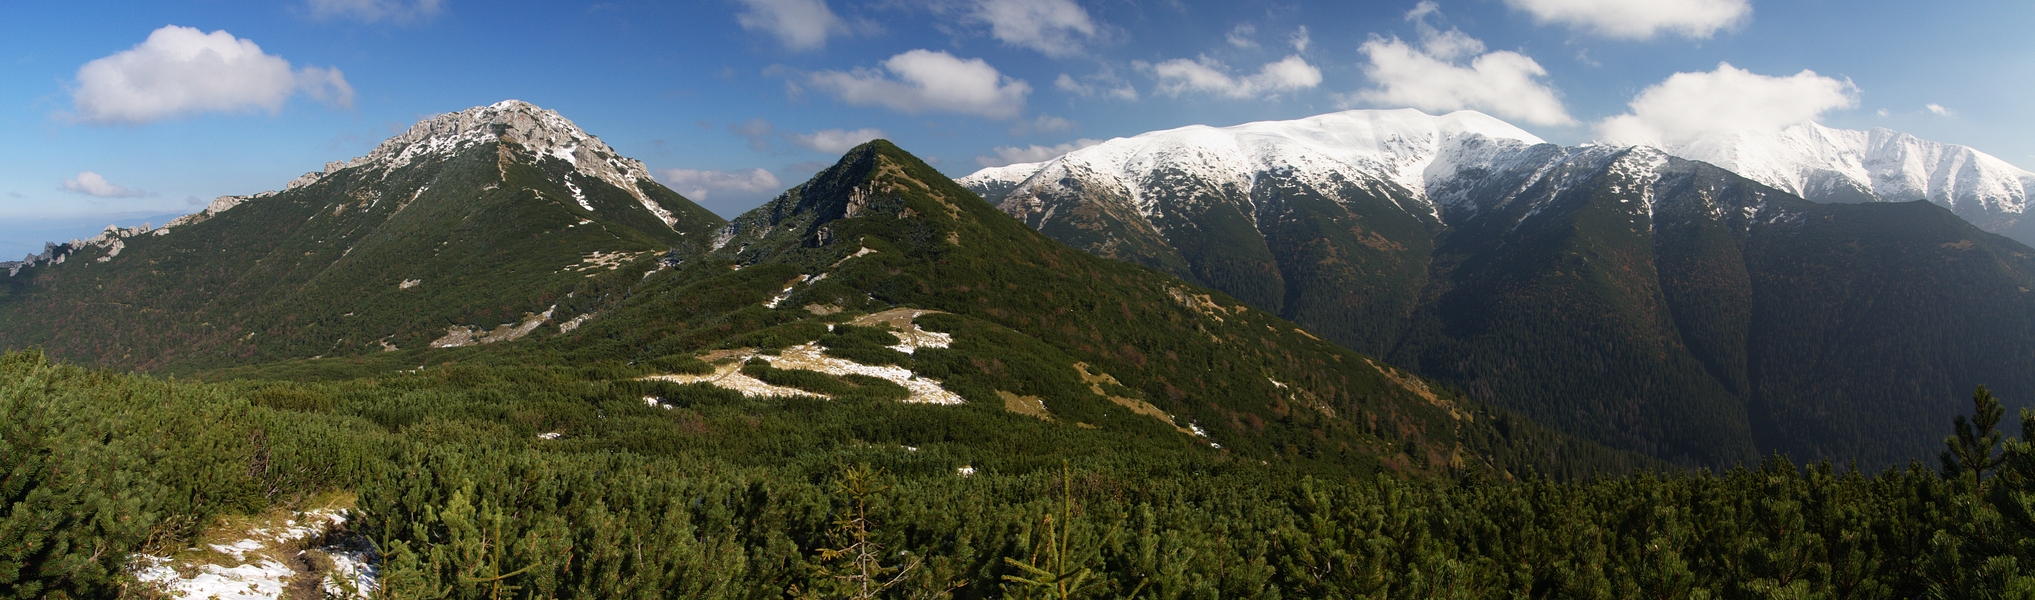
(287, 100, 680, 226)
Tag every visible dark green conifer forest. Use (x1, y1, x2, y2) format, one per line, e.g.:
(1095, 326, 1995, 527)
(7, 350, 2035, 598)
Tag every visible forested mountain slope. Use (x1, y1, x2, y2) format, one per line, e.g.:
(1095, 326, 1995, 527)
(0, 101, 724, 371)
(964, 111, 2035, 468)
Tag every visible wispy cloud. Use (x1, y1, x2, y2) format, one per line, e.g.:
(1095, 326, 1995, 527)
(1055, 70, 1136, 101)
(305, 0, 445, 23)
(736, 0, 850, 50)
(789, 128, 886, 153)
(972, 0, 1099, 57)
(1009, 114, 1072, 136)
(1505, 0, 1749, 39)
(655, 168, 783, 200)
(1146, 55, 1321, 100)
(975, 138, 1101, 167)
(60, 172, 149, 198)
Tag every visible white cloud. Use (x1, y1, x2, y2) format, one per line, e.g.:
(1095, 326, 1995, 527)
(1506, 0, 1749, 39)
(60, 172, 148, 198)
(1595, 63, 1856, 146)
(1926, 103, 1954, 117)
(1055, 72, 1137, 101)
(736, 0, 848, 51)
(809, 50, 1031, 119)
(69, 26, 354, 125)
(305, 0, 444, 23)
(1341, 34, 1572, 126)
(974, 139, 1102, 168)
(973, 0, 1098, 57)
(1148, 55, 1321, 100)
(1009, 114, 1072, 136)
(790, 128, 886, 154)
(655, 168, 784, 200)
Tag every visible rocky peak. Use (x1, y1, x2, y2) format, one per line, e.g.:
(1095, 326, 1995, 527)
(285, 100, 678, 226)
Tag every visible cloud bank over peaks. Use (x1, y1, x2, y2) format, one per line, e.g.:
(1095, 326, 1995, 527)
(808, 50, 1030, 119)
(1146, 55, 1321, 100)
(1506, 0, 1749, 39)
(736, 0, 851, 51)
(1596, 62, 1856, 146)
(972, 0, 1099, 58)
(305, 0, 444, 23)
(975, 138, 1102, 168)
(68, 26, 355, 125)
(1341, 5, 1572, 126)
(60, 172, 149, 198)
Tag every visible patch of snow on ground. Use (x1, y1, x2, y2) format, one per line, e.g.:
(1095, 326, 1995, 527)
(133, 507, 370, 600)
(764, 275, 810, 309)
(134, 555, 295, 600)
(565, 179, 592, 210)
(322, 541, 379, 599)
(1189, 423, 1209, 437)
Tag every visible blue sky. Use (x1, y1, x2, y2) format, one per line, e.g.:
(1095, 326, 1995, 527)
(4, 0, 2032, 258)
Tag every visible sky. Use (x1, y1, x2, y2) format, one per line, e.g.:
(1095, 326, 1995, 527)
(3, 0, 2033, 259)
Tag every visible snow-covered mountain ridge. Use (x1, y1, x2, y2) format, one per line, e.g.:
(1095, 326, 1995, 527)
(1660, 123, 2033, 235)
(964, 110, 2035, 245)
(960, 108, 1544, 214)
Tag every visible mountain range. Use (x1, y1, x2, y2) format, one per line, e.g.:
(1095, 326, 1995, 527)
(963, 109, 2035, 468)
(14, 100, 2035, 597)
(8, 99, 2029, 471)
(0, 101, 1646, 481)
